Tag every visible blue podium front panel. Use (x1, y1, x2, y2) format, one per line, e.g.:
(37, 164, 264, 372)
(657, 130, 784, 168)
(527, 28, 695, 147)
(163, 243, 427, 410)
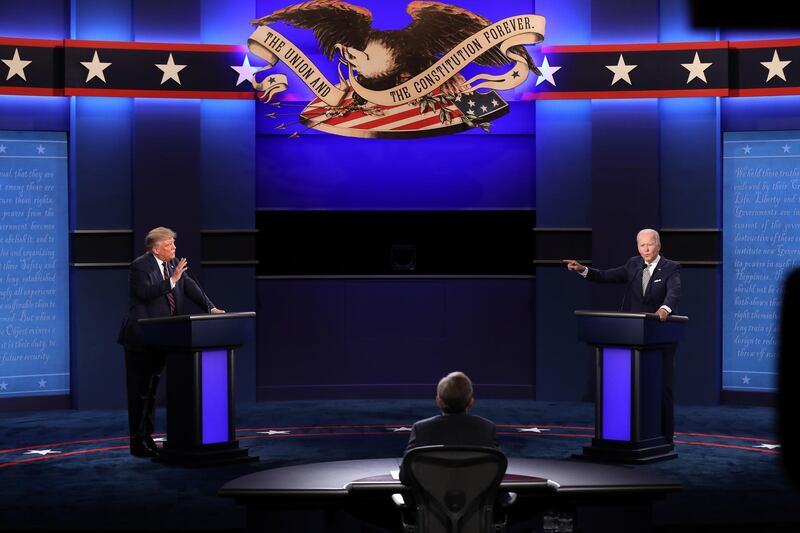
(602, 348, 631, 441)
(201, 349, 229, 445)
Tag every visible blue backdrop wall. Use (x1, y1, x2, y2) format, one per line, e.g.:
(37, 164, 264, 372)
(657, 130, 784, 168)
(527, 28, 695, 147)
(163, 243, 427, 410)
(1, 0, 258, 409)
(1, 0, 798, 410)
(533, 0, 800, 406)
(251, 0, 538, 400)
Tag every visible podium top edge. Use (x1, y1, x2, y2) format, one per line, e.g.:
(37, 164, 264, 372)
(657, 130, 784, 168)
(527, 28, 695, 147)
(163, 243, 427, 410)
(138, 311, 256, 324)
(574, 310, 689, 323)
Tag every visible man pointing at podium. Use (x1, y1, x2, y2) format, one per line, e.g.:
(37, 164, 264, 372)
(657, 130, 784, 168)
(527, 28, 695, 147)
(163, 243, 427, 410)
(118, 227, 224, 458)
(565, 228, 681, 321)
(565, 228, 681, 443)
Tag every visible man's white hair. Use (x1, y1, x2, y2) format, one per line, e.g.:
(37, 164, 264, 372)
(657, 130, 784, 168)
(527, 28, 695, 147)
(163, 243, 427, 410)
(637, 228, 660, 244)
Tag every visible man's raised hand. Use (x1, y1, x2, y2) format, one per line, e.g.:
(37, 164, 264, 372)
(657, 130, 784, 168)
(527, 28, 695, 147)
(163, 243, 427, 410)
(171, 257, 188, 283)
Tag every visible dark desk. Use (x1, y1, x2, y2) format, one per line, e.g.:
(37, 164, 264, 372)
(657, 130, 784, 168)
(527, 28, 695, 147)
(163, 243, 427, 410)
(220, 458, 554, 496)
(220, 457, 681, 532)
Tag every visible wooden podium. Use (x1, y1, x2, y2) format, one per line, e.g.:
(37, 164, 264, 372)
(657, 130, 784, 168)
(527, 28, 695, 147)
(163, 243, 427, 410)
(574, 310, 688, 464)
(138, 311, 257, 466)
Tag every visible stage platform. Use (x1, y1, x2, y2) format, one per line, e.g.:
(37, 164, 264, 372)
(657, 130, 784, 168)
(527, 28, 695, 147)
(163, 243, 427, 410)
(0, 399, 797, 532)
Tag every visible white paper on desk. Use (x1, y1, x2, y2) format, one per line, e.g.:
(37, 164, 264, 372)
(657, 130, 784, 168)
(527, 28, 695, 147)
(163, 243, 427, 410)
(390, 469, 400, 480)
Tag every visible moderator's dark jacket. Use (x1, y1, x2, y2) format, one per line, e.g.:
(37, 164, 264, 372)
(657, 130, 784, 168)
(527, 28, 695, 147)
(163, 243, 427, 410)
(405, 413, 498, 453)
(118, 252, 215, 349)
(586, 255, 681, 313)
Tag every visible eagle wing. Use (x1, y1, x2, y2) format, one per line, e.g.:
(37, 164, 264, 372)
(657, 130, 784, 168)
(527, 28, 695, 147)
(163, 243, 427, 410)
(402, 1, 538, 72)
(251, 0, 373, 61)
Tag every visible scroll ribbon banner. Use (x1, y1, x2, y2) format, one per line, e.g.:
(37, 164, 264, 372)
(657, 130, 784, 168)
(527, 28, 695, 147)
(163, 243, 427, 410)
(247, 14, 545, 108)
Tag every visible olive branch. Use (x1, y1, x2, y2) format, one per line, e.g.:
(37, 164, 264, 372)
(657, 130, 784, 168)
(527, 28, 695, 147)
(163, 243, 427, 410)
(415, 93, 492, 132)
(460, 112, 491, 133)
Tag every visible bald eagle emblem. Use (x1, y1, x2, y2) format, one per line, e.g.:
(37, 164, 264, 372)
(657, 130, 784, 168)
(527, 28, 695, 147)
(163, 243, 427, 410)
(247, 1, 545, 138)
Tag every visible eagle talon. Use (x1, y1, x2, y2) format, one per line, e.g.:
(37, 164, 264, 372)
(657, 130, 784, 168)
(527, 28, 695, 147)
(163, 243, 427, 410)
(325, 99, 384, 119)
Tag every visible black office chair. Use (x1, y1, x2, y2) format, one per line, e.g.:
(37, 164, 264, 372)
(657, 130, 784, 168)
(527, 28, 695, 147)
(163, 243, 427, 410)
(396, 445, 511, 533)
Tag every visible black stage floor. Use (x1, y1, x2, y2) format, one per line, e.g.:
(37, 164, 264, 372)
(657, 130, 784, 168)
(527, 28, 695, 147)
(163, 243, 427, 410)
(0, 399, 797, 532)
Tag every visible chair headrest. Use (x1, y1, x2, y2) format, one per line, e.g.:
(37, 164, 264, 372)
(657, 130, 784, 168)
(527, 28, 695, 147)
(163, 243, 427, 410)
(403, 445, 507, 465)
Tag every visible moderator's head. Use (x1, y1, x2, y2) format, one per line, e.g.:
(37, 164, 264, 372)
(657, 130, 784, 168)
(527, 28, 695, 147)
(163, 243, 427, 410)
(436, 371, 474, 414)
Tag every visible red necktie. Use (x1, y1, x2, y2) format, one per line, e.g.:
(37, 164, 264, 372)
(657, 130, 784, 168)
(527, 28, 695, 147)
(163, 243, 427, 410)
(163, 262, 176, 316)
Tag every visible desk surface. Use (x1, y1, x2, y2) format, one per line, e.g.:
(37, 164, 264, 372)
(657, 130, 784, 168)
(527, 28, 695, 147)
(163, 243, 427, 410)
(219, 457, 681, 498)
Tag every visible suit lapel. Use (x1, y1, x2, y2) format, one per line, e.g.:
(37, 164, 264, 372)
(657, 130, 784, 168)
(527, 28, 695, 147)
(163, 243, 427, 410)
(148, 253, 161, 278)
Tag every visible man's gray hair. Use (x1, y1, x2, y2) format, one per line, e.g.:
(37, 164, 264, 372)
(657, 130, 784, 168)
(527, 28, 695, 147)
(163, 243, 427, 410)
(145, 227, 176, 251)
(637, 228, 660, 245)
(437, 371, 474, 414)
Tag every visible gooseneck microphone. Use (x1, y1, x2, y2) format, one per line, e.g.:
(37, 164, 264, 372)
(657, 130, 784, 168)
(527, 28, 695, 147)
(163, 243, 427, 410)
(168, 257, 216, 313)
(619, 262, 648, 312)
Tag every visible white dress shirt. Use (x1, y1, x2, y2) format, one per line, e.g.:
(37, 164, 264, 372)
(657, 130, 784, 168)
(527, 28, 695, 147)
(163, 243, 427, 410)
(154, 256, 176, 289)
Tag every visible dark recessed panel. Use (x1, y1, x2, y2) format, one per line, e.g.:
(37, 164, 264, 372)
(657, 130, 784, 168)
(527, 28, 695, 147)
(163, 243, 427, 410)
(721, 390, 776, 407)
(0, 395, 70, 412)
(534, 228, 592, 265)
(660, 229, 721, 264)
(70, 230, 133, 265)
(256, 210, 535, 276)
(201, 230, 258, 265)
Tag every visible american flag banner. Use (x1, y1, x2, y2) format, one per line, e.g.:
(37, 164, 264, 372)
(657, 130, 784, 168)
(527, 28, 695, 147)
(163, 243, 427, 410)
(530, 38, 800, 99)
(0, 36, 255, 99)
(281, 89, 509, 139)
(729, 39, 800, 96)
(2, 36, 800, 103)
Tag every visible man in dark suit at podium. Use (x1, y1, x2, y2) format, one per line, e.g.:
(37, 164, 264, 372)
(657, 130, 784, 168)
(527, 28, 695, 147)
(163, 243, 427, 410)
(565, 228, 681, 321)
(565, 228, 681, 442)
(405, 371, 497, 453)
(118, 227, 224, 458)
